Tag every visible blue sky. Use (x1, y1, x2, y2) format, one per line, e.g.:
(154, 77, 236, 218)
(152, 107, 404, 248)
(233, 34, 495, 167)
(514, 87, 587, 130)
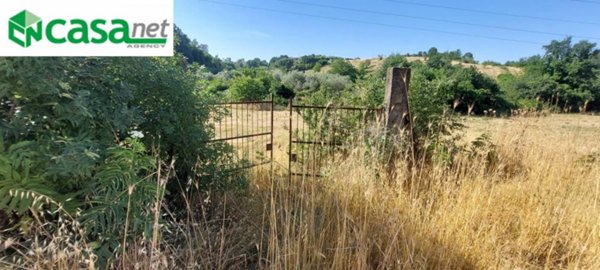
(175, 0, 600, 63)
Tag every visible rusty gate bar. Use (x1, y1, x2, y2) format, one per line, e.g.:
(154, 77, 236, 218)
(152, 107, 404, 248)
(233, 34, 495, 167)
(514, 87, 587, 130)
(288, 98, 383, 180)
(206, 97, 274, 176)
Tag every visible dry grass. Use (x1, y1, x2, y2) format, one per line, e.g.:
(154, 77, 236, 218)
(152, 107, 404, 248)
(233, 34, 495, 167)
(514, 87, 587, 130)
(336, 57, 523, 78)
(242, 114, 599, 269)
(4, 114, 600, 269)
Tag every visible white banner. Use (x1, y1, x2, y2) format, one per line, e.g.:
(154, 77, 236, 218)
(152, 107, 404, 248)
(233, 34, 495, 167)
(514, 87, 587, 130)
(0, 0, 173, 56)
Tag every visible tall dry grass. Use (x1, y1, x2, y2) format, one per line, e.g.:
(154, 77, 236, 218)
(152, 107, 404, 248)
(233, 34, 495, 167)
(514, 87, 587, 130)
(2, 115, 599, 269)
(256, 115, 600, 269)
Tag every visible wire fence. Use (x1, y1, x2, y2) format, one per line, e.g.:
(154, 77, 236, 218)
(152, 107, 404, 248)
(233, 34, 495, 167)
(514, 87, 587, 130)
(206, 98, 274, 176)
(288, 99, 383, 181)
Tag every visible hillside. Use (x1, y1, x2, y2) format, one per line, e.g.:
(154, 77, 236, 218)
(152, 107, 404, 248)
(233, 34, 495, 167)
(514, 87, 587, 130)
(327, 57, 523, 79)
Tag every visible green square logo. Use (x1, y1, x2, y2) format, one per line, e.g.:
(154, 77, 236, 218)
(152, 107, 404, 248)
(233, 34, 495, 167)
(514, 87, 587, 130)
(9, 10, 43, 48)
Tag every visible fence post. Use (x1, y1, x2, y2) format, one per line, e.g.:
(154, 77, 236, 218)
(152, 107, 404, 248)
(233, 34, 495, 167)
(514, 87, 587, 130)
(270, 94, 274, 178)
(384, 67, 412, 134)
(384, 68, 415, 183)
(288, 98, 293, 185)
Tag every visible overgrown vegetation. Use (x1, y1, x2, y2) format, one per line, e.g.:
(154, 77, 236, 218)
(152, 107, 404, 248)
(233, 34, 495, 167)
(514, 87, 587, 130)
(0, 56, 232, 267)
(1, 25, 600, 269)
(193, 40, 599, 117)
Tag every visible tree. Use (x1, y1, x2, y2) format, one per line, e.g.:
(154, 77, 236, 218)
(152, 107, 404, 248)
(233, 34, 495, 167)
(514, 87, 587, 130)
(427, 47, 439, 58)
(174, 26, 223, 73)
(313, 62, 322, 72)
(543, 37, 572, 61)
(356, 60, 372, 81)
(246, 58, 268, 68)
(292, 54, 331, 71)
(447, 49, 463, 61)
(329, 59, 358, 81)
(270, 55, 295, 71)
(227, 68, 275, 101)
(228, 76, 267, 101)
(463, 52, 475, 63)
(276, 84, 295, 99)
(378, 54, 410, 78)
(571, 41, 596, 59)
(427, 54, 451, 69)
(504, 38, 600, 112)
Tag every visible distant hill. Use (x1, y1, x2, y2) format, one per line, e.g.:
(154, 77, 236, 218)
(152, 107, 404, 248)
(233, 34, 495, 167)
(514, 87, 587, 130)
(321, 57, 522, 79)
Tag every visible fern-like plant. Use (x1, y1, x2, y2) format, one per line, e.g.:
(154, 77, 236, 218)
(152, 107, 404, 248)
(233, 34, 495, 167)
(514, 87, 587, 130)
(79, 138, 157, 267)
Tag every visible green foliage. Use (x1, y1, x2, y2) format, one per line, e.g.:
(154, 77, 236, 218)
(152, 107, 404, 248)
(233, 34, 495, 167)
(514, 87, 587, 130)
(270, 55, 295, 71)
(0, 140, 73, 216)
(175, 26, 223, 73)
(427, 47, 439, 57)
(312, 62, 322, 72)
(450, 67, 510, 113)
(408, 62, 459, 141)
(497, 73, 521, 105)
(427, 54, 452, 69)
(205, 78, 229, 96)
(349, 74, 385, 108)
(276, 70, 352, 103)
(482, 60, 502, 66)
(81, 138, 156, 266)
(0, 55, 228, 266)
(462, 52, 475, 64)
(227, 68, 275, 101)
(356, 60, 372, 81)
(280, 70, 306, 91)
(300, 72, 353, 104)
(328, 59, 358, 81)
(276, 84, 295, 100)
(292, 54, 333, 71)
(228, 76, 269, 101)
(7, 34, 600, 267)
(246, 58, 268, 68)
(406, 61, 509, 115)
(377, 54, 409, 78)
(505, 38, 600, 111)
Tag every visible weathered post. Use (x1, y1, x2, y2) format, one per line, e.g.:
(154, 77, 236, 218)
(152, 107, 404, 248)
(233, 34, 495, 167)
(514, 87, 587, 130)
(384, 68, 414, 143)
(384, 68, 415, 185)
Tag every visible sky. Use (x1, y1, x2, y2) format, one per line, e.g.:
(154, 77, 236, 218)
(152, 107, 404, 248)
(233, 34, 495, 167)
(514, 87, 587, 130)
(174, 0, 600, 63)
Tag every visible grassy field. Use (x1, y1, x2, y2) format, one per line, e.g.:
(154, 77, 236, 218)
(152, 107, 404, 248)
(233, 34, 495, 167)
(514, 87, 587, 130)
(185, 113, 600, 269)
(219, 109, 599, 169)
(17, 114, 599, 269)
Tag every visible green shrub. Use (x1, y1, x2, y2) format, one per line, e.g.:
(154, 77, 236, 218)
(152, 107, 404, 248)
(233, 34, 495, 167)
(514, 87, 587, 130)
(0, 56, 230, 266)
(228, 75, 269, 101)
(329, 59, 358, 81)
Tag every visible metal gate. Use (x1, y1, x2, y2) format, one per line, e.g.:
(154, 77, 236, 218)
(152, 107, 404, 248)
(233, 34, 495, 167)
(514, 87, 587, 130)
(207, 97, 273, 177)
(287, 99, 383, 181)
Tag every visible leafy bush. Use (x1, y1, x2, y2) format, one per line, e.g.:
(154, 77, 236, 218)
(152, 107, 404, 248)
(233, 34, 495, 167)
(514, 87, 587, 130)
(228, 76, 268, 101)
(281, 70, 307, 92)
(0, 56, 229, 266)
(329, 59, 358, 81)
(270, 55, 295, 71)
(227, 68, 275, 101)
(377, 54, 410, 78)
(292, 54, 331, 71)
